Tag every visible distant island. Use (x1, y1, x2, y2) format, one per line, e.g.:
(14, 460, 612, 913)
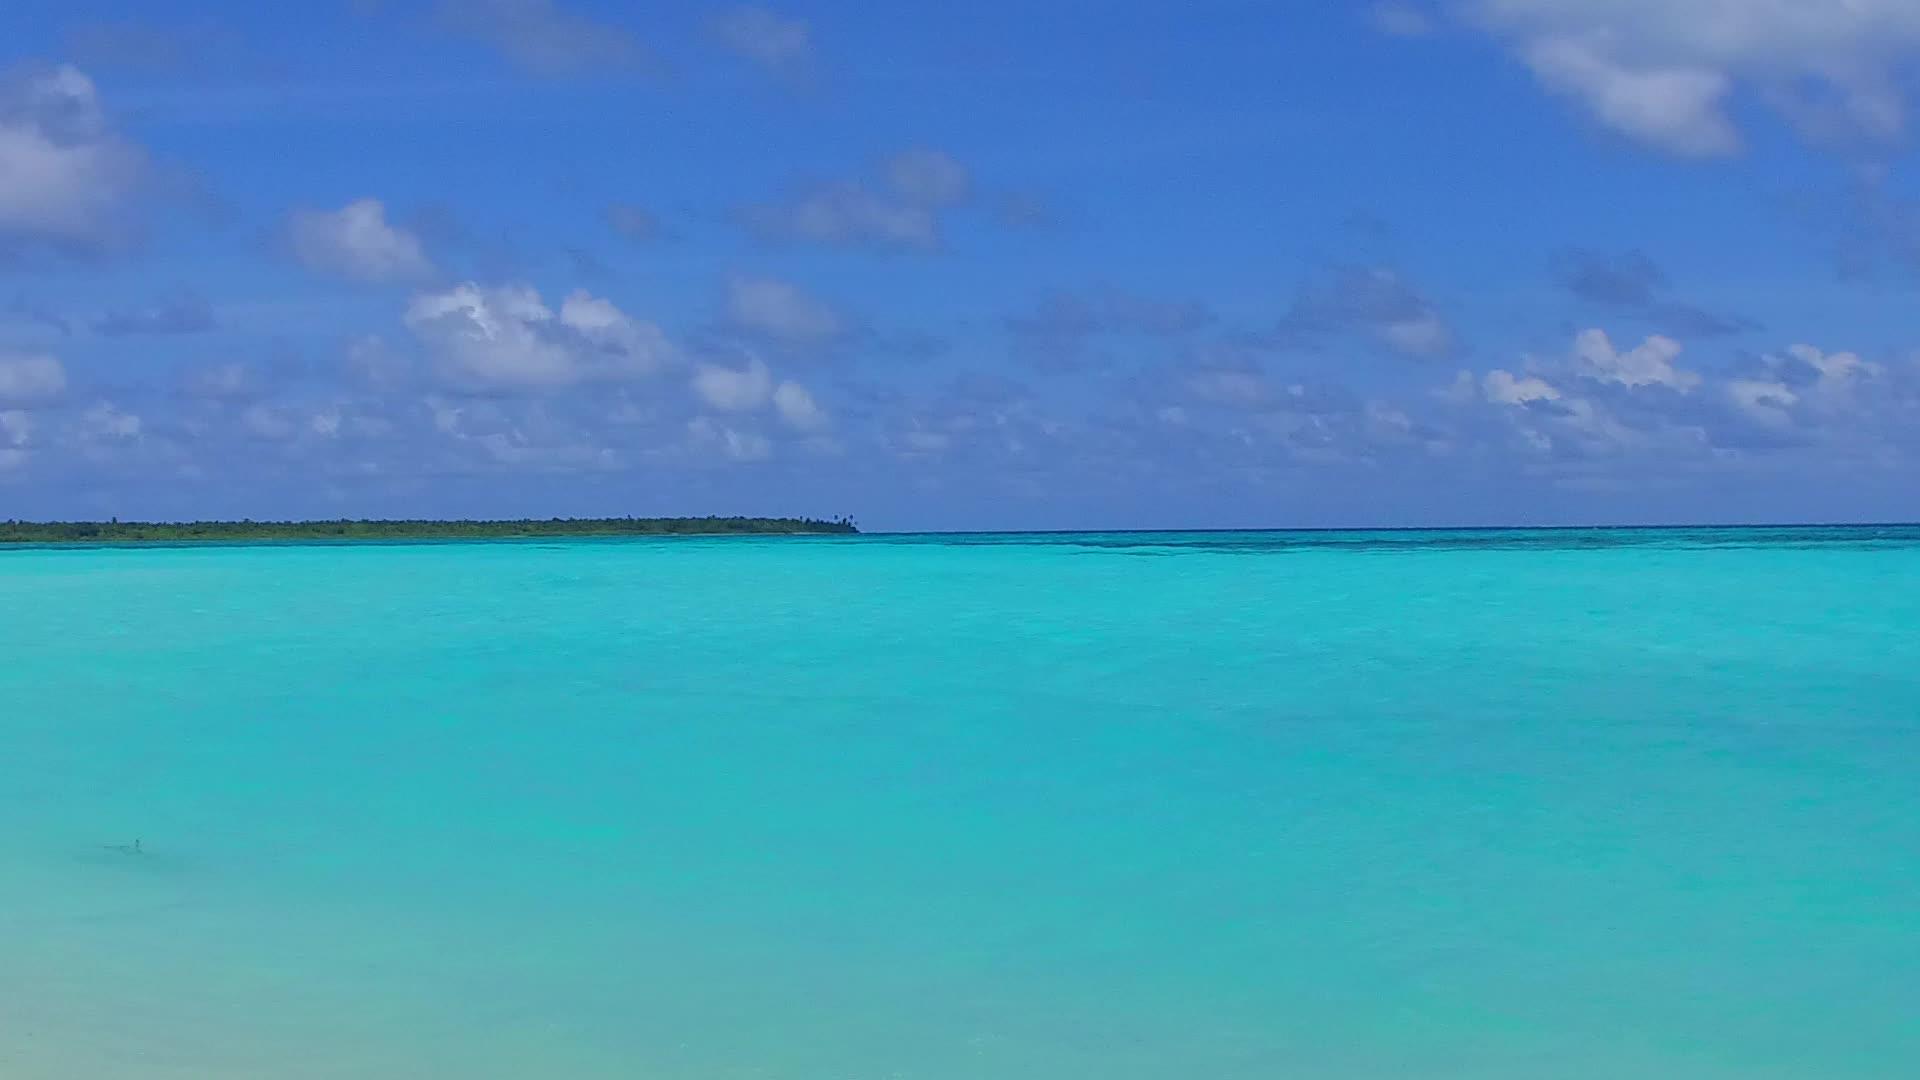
(0, 516, 859, 543)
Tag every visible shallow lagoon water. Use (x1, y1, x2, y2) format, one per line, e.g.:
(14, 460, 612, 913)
(3, 528, 1918, 1077)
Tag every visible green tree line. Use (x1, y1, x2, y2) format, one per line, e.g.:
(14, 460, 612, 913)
(0, 516, 859, 543)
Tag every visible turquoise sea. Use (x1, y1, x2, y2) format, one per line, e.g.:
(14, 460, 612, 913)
(3, 527, 1918, 1078)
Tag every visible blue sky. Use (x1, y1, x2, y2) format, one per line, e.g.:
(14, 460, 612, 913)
(4, 1, 1920, 529)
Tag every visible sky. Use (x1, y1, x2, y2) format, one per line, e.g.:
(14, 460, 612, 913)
(4, 1, 1920, 530)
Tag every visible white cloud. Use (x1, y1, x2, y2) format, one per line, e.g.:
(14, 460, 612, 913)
(1482, 368, 1561, 404)
(712, 6, 814, 75)
(1365, 402, 1419, 441)
(742, 181, 941, 251)
(1186, 369, 1271, 408)
(78, 401, 140, 440)
(886, 148, 971, 208)
(772, 379, 829, 431)
(556, 290, 673, 373)
(408, 284, 570, 388)
(345, 335, 411, 389)
(604, 202, 663, 243)
(1785, 343, 1876, 383)
(691, 356, 774, 411)
(228, 399, 353, 445)
(420, 395, 619, 471)
(289, 198, 434, 283)
(0, 64, 147, 252)
(1540, 396, 1654, 455)
(473, 432, 616, 470)
(1519, 36, 1736, 157)
(1380, 310, 1454, 357)
(425, 395, 467, 436)
(1283, 265, 1453, 358)
(740, 148, 974, 252)
(726, 275, 845, 342)
(0, 409, 31, 445)
(1733, 343, 1886, 427)
(1569, 328, 1699, 390)
(405, 283, 671, 390)
(1466, 0, 1920, 154)
(93, 293, 216, 336)
(687, 415, 771, 461)
(436, 0, 643, 76)
(184, 361, 261, 401)
(1371, 3, 1435, 36)
(689, 351, 826, 435)
(899, 428, 951, 454)
(0, 351, 66, 402)
(1478, 381, 1660, 459)
(1465, 330, 1916, 470)
(1466, 329, 1713, 462)
(1008, 289, 1214, 340)
(1727, 378, 1799, 426)
(241, 403, 298, 441)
